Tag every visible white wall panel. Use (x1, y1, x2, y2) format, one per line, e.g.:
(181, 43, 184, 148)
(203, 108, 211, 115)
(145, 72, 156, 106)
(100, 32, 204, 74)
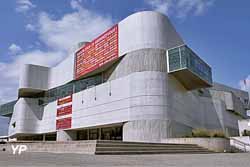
(48, 53, 75, 89)
(19, 64, 49, 90)
(118, 11, 184, 56)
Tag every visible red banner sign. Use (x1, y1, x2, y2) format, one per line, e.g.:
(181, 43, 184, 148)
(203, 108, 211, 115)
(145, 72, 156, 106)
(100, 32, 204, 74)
(57, 105, 72, 117)
(75, 24, 119, 79)
(56, 117, 72, 130)
(57, 95, 72, 106)
(56, 95, 72, 130)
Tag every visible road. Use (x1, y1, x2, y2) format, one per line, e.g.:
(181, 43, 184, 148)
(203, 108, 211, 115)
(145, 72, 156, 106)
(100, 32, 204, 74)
(0, 152, 249, 167)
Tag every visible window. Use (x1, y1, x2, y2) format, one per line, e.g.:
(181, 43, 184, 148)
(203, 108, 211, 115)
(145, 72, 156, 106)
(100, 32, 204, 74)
(168, 45, 212, 85)
(37, 74, 103, 105)
(198, 89, 204, 95)
(57, 83, 73, 99)
(244, 99, 249, 105)
(12, 122, 16, 128)
(168, 48, 180, 71)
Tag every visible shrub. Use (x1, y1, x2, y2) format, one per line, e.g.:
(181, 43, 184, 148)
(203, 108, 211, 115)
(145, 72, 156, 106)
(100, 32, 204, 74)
(242, 130, 250, 136)
(192, 128, 211, 137)
(191, 128, 225, 138)
(212, 130, 225, 138)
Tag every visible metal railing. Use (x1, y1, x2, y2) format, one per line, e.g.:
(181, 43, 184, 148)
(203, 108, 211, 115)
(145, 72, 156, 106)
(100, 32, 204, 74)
(230, 137, 250, 152)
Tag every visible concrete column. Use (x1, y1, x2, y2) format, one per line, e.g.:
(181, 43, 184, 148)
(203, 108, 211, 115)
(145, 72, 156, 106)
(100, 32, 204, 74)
(98, 128, 101, 140)
(123, 120, 169, 143)
(87, 129, 89, 140)
(42, 134, 46, 141)
(57, 130, 77, 141)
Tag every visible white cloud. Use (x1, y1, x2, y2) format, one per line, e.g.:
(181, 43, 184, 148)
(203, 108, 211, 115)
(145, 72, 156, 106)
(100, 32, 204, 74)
(146, 0, 172, 15)
(239, 75, 250, 93)
(0, 50, 64, 104)
(38, 0, 113, 52)
(8, 43, 22, 55)
(25, 24, 36, 31)
(0, 0, 113, 103)
(145, 0, 214, 18)
(16, 0, 36, 13)
(3, 50, 65, 80)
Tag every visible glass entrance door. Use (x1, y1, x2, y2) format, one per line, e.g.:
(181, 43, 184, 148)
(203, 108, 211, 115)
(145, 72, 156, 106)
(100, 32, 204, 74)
(101, 126, 122, 140)
(76, 125, 122, 140)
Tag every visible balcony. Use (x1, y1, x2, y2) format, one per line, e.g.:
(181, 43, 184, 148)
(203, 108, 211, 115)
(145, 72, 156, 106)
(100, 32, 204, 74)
(167, 45, 212, 90)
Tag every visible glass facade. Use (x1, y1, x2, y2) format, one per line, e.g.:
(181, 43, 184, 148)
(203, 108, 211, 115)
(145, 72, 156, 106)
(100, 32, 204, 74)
(76, 125, 123, 140)
(168, 45, 212, 85)
(0, 100, 17, 116)
(40, 74, 103, 105)
(0, 74, 103, 115)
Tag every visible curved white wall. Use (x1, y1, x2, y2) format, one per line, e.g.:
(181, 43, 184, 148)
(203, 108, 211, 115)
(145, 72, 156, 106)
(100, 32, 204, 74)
(10, 71, 169, 136)
(19, 53, 75, 93)
(19, 64, 50, 90)
(8, 98, 43, 136)
(10, 70, 242, 139)
(9, 98, 57, 137)
(72, 71, 167, 129)
(118, 11, 184, 56)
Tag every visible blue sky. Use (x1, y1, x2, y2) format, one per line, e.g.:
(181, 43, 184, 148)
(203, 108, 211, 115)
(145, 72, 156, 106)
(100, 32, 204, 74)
(0, 0, 250, 103)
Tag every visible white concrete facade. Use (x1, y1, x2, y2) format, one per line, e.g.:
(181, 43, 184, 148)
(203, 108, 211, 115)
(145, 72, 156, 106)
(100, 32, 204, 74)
(1, 11, 249, 142)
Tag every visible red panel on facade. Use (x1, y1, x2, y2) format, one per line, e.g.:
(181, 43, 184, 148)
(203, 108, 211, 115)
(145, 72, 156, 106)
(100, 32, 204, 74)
(57, 95, 72, 106)
(75, 24, 119, 79)
(57, 105, 72, 117)
(56, 117, 72, 130)
(56, 95, 73, 130)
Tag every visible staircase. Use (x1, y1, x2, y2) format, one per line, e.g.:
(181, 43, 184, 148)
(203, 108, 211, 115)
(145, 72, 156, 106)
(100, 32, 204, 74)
(95, 140, 213, 154)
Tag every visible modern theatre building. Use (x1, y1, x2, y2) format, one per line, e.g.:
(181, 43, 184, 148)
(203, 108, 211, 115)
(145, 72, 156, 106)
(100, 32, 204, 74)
(0, 11, 249, 142)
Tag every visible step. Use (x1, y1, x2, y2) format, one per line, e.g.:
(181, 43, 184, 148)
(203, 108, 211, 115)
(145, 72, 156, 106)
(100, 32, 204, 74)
(94, 140, 214, 154)
(96, 145, 210, 149)
(96, 143, 198, 147)
(96, 147, 210, 151)
(96, 144, 198, 149)
(97, 140, 197, 146)
(95, 150, 213, 155)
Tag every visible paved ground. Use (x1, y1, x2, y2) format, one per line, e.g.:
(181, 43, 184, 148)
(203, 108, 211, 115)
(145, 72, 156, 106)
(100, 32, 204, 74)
(0, 152, 249, 167)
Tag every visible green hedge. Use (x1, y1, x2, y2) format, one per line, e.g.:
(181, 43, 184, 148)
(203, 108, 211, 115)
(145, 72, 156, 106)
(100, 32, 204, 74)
(242, 130, 250, 136)
(190, 128, 225, 138)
